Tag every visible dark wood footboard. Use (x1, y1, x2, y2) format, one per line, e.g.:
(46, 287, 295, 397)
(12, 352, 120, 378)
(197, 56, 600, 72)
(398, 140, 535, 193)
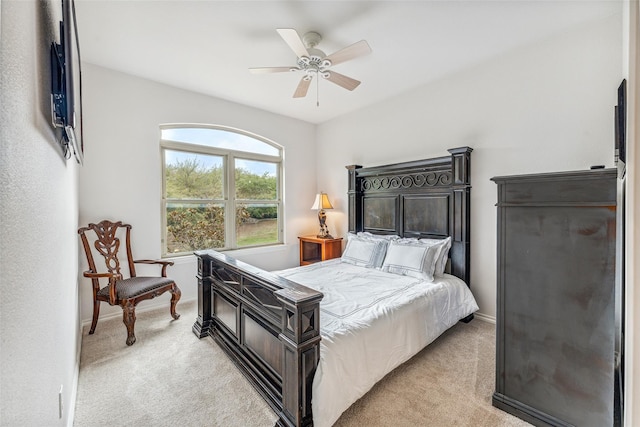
(192, 250, 323, 427)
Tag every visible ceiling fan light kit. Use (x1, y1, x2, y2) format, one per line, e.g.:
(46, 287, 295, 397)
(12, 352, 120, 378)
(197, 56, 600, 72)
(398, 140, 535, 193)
(249, 28, 371, 102)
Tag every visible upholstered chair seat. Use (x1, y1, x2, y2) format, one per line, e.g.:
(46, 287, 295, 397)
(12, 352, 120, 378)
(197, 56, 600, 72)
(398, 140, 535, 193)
(96, 277, 176, 300)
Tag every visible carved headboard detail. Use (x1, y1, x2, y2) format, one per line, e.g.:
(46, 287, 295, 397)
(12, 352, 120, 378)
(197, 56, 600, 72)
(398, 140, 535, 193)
(360, 169, 452, 191)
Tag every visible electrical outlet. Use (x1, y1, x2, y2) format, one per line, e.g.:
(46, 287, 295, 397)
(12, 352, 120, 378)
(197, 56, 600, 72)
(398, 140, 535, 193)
(58, 385, 63, 419)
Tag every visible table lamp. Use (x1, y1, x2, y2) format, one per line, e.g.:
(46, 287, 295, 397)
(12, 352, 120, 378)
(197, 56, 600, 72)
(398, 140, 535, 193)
(311, 192, 333, 238)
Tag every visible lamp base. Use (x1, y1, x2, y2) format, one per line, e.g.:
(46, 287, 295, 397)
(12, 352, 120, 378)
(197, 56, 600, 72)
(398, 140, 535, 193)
(316, 234, 334, 239)
(317, 208, 332, 239)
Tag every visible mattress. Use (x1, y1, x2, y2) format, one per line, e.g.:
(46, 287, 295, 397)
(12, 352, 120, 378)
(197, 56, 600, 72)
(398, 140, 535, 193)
(276, 259, 479, 427)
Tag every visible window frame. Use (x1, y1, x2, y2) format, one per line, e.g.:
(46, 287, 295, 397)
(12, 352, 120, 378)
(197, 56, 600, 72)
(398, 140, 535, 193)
(160, 124, 283, 257)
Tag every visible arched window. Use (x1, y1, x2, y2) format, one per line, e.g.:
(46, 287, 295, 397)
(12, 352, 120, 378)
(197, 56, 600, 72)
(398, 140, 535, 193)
(160, 125, 283, 256)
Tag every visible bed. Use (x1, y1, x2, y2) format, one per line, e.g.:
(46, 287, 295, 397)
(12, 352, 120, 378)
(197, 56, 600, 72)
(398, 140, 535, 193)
(192, 147, 476, 427)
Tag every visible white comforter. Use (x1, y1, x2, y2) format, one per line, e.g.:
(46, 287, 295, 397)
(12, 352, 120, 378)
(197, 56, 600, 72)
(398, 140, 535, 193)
(276, 259, 479, 427)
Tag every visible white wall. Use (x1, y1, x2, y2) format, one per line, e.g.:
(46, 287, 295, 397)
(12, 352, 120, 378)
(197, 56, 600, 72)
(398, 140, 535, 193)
(317, 14, 622, 319)
(78, 64, 317, 323)
(0, 1, 80, 425)
(623, 0, 640, 424)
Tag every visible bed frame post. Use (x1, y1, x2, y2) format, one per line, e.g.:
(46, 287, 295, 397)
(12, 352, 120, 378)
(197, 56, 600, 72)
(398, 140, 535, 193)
(447, 147, 473, 287)
(192, 253, 213, 338)
(275, 289, 323, 427)
(346, 164, 363, 233)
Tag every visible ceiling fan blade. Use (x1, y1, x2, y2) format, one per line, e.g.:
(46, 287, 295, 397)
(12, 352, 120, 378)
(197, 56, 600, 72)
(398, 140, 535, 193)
(293, 76, 312, 98)
(249, 67, 296, 74)
(324, 71, 361, 91)
(277, 28, 309, 59)
(324, 40, 371, 66)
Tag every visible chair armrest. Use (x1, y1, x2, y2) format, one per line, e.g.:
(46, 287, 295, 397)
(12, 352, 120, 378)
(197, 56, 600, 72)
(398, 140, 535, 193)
(83, 271, 114, 279)
(133, 259, 174, 277)
(82, 271, 119, 305)
(134, 259, 175, 266)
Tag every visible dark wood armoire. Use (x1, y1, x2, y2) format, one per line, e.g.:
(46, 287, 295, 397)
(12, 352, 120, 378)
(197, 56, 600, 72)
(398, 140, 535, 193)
(491, 168, 619, 427)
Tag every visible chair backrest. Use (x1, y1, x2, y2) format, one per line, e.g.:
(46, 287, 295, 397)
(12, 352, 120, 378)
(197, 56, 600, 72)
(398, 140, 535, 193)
(78, 220, 137, 281)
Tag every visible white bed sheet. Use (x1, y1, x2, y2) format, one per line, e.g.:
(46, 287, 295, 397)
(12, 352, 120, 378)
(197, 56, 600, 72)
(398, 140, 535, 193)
(276, 259, 479, 427)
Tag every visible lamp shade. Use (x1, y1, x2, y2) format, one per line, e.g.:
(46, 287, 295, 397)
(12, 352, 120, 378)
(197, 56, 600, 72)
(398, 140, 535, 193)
(311, 192, 333, 210)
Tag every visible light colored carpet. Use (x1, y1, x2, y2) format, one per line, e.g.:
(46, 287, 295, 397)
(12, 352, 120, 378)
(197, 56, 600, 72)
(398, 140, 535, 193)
(74, 301, 531, 427)
(334, 316, 531, 427)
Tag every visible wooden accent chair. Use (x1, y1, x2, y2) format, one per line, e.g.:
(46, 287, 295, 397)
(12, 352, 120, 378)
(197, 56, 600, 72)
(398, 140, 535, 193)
(78, 220, 181, 345)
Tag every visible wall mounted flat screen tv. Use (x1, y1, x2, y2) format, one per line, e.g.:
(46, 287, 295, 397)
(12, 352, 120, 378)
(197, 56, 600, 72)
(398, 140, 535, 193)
(614, 79, 626, 176)
(50, 0, 83, 165)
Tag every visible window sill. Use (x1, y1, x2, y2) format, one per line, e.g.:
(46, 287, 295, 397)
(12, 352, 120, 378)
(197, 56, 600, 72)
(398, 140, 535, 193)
(226, 243, 289, 257)
(163, 243, 291, 263)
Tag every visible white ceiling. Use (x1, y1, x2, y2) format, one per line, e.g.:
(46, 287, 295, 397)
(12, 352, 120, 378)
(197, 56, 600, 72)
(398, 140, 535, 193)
(75, 0, 621, 124)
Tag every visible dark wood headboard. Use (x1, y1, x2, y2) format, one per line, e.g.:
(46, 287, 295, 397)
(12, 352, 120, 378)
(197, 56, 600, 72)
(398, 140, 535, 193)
(346, 146, 472, 286)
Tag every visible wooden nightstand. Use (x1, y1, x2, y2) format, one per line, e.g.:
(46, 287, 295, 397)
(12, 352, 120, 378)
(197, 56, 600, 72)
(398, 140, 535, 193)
(298, 235, 343, 266)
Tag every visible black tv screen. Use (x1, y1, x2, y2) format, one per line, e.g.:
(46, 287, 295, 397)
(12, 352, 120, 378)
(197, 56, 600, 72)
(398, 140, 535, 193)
(613, 78, 626, 179)
(50, 0, 83, 165)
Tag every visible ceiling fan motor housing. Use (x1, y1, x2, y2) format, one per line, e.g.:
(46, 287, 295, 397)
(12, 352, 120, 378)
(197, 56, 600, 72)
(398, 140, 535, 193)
(297, 54, 330, 72)
(298, 32, 330, 72)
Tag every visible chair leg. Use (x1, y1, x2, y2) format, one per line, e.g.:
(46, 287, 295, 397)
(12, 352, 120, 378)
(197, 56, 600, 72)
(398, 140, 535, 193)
(170, 284, 181, 320)
(122, 300, 137, 346)
(89, 299, 100, 334)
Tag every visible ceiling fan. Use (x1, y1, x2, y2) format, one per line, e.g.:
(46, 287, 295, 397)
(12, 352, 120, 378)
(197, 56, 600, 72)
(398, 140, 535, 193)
(250, 29, 372, 99)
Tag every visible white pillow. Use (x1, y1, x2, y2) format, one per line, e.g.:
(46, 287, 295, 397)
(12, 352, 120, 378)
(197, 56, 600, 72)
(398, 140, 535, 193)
(341, 233, 389, 268)
(381, 240, 441, 282)
(394, 236, 451, 276)
(419, 237, 452, 276)
(356, 231, 400, 241)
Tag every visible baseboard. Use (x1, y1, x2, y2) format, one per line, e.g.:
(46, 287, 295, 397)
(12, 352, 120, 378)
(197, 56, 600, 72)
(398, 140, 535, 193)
(474, 312, 496, 324)
(68, 308, 83, 427)
(80, 297, 197, 330)
(82, 301, 496, 327)
(67, 356, 79, 427)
